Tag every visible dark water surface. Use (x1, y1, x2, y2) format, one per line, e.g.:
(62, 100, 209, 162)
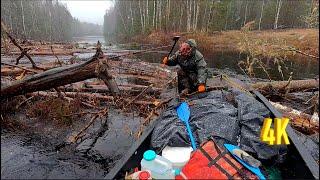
(138, 51, 319, 81)
(1, 109, 142, 179)
(1, 133, 105, 179)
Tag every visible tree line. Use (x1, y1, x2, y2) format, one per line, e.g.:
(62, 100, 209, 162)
(1, 0, 102, 42)
(103, 0, 319, 38)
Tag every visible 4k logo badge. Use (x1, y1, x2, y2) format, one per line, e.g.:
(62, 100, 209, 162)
(260, 118, 290, 145)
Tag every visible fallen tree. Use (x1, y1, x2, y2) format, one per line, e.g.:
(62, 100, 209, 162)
(1, 42, 120, 99)
(251, 79, 319, 93)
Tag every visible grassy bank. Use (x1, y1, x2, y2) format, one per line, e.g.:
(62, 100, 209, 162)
(131, 29, 319, 60)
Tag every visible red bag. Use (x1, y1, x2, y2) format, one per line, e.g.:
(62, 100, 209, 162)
(180, 139, 258, 179)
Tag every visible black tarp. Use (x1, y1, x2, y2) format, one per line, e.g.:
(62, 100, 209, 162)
(151, 89, 282, 160)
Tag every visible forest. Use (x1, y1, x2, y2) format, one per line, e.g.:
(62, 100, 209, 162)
(1, 0, 102, 42)
(103, 0, 319, 38)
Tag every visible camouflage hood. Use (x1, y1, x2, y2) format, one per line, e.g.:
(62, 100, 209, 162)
(186, 39, 197, 49)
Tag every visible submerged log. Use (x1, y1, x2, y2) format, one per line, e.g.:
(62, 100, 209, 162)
(251, 79, 319, 93)
(1, 42, 119, 99)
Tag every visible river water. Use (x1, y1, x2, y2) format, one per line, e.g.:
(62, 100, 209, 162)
(72, 36, 105, 44)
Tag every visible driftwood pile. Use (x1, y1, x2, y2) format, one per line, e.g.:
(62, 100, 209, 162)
(1, 30, 176, 142)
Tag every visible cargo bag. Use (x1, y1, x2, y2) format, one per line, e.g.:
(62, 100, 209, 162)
(181, 139, 259, 179)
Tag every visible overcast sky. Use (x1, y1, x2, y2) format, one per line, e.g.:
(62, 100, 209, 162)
(60, 1, 114, 25)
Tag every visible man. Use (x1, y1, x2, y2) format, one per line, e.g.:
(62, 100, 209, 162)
(163, 39, 208, 94)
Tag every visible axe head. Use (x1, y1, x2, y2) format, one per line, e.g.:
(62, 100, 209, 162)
(172, 36, 180, 41)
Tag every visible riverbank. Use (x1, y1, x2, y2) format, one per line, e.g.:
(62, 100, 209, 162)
(130, 28, 319, 60)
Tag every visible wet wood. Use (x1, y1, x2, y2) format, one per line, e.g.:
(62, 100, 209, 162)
(58, 85, 161, 95)
(95, 59, 120, 95)
(1, 62, 39, 73)
(1, 22, 39, 68)
(70, 108, 108, 143)
(270, 101, 319, 134)
(50, 46, 63, 66)
(33, 91, 157, 106)
(1, 43, 120, 99)
(123, 84, 154, 108)
(7, 49, 93, 56)
(1, 63, 64, 76)
(1, 59, 97, 99)
(251, 79, 319, 93)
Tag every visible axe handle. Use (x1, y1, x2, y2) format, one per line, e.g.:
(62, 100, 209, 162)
(167, 40, 178, 57)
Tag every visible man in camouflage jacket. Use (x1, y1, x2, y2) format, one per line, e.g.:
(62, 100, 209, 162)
(163, 39, 208, 94)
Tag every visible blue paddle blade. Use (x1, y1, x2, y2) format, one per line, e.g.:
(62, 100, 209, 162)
(176, 102, 190, 123)
(176, 102, 196, 150)
(224, 144, 266, 180)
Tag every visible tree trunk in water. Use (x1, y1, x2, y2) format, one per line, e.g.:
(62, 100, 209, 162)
(274, 0, 282, 29)
(258, 0, 265, 30)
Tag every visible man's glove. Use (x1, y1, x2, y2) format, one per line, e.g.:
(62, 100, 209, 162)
(198, 84, 206, 93)
(162, 56, 168, 64)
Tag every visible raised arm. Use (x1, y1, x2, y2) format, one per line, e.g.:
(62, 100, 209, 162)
(163, 51, 179, 66)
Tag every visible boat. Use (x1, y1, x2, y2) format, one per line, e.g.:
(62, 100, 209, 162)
(105, 77, 319, 179)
